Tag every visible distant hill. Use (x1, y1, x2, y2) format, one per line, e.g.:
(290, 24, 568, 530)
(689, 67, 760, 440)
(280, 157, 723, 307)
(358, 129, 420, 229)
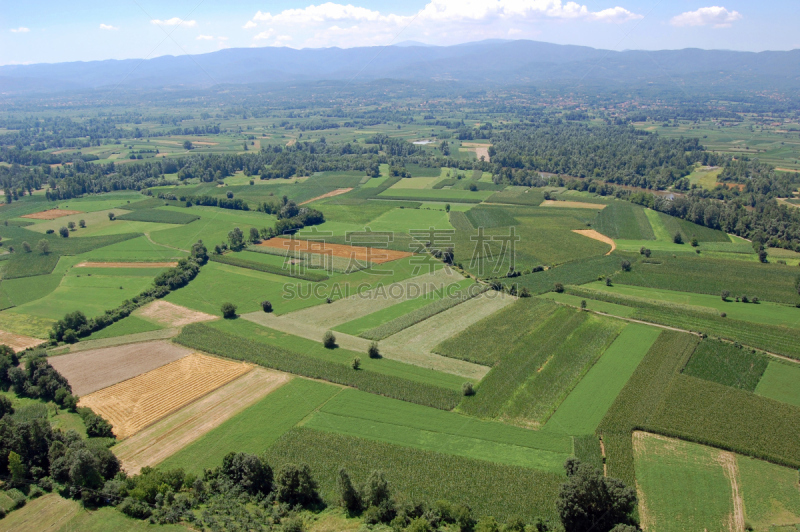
(1, 40, 799, 93)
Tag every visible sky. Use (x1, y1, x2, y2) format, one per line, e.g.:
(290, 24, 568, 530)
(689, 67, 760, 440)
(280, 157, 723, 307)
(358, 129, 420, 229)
(1, 1, 797, 66)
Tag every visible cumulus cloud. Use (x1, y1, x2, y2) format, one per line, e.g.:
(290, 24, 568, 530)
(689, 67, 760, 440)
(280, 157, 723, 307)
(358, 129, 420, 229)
(671, 6, 742, 28)
(196, 34, 214, 40)
(253, 29, 275, 41)
(242, 0, 643, 47)
(99, 24, 119, 31)
(151, 18, 197, 27)
(10, 27, 30, 33)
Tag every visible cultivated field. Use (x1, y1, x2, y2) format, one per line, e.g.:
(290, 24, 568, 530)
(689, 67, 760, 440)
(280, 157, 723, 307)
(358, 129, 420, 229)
(255, 237, 414, 264)
(541, 200, 607, 209)
(0, 329, 46, 352)
(20, 208, 83, 220)
(78, 353, 252, 438)
(74, 261, 178, 268)
(113, 367, 291, 474)
(135, 300, 218, 328)
(573, 229, 616, 254)
(49, 340, 194, 396)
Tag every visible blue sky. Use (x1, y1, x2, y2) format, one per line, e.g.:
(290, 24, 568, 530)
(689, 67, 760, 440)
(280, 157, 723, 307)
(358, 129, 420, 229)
(1, 1, 797, 66)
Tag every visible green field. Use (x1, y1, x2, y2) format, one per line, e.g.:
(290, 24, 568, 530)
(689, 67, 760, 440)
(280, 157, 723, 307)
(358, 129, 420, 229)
(738, 453, 800, 530)
(683, 340, 769, 391)
(538, 291, 637, 317)
(594, 202, 655, 240)
(158, 378, 340, 474)
(754, 361, 800, 407)
(304, 389, 572, 473)
(115, 208, 200, 224)
(543, 324, 661, 436)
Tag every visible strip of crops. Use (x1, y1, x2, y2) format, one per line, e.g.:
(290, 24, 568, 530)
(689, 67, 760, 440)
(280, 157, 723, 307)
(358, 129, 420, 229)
(573, 435, 604, 472)
(209, 253, 329, 282)
(246, 245, 368, 274)
(342, 176, 402, 200)
(434, 298, 560, 366)
(512, 254, 630, 295)
(115, 208, 200, 224)
(378, 193, 485, 204)
(360, 285, 489, 341)
(567, 285, 800, 359)
(263, 428, 564, 523)
(593, 202, 655, 241)
(174, 323, 461, 410)
(645, 375, 800, 469)
(596, 331, 699, 485)
(682, 339, 769, 391)
(449, 211, 473, 232)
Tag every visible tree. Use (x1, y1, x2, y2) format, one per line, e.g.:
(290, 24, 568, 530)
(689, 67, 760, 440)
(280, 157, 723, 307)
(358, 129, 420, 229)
(183, 140, 193, 150)
(337, 468, 361, 514)
(445, 204, 451, 213)
(21, 241, 31, 253)
(580, 300, 587, 310)
(274, 463, 319, 506)
(721, 290, 731, 301)
(67, 221, 76, 231)
(554, 283, 564, 293)
(360, 470, 391, 509)
(59, 226, 69, 238)
(249, 227, 260, 243)
(79, 219, 86, 228)
(220, 452, 272, 495)
(558, 458, 637, 532)
(221, 303, 237, 319)
(323, 331, 337, 349)
(462, 382, 475, 396)
(228, 227, 245, 251)
(368, 342, 380, 359)
(190, 241, 208, 264)
(8, 451, 26, 487)
(108, 212, 116, 221)
(351, 357, 361, 370)
(758, 249, 768, 263)
(261, 300, 273, 313)
(226, 191, 234, 199)
(673, 232, 683, 244)
(691, 237, 699, 247)
(620, 260, 632, 272)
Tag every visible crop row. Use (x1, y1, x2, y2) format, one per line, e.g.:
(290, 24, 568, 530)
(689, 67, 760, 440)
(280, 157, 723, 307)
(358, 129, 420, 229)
(593, 202, 656, 241)
(682, 339, 769, 392)
(174, 323, 461, 410)
(511, 254, 629, 295)
(115, 208, 200, 225)
(210, 253, 329, 282)
(262, 427, 564, 523)
(246, 245, 367, 274)
(360, 285, 489, 341)
(596, 331, 699, 485)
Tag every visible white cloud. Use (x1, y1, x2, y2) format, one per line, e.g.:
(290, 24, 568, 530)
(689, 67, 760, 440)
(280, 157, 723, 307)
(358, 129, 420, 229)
(671, 6, 742, 28)
(218, 36, 229, 41)
(10, 27, 30, 33)
(99, 24, 119, 31)
(254, 29, 275, 41)
(151, 18, 197, 27)
(196, 34, 214, 40)
(243, 20, 258, 29)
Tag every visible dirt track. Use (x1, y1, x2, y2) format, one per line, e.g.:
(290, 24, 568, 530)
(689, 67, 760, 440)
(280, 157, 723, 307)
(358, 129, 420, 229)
(299, 188, 353, 205)
(255, 237, 413, 264)
(114, 368, 290, 474)
(572, 229, 616, 255)
(49, 340, 194, 396)
(21, 209, 83, 220)
(541, 200, 607, 210)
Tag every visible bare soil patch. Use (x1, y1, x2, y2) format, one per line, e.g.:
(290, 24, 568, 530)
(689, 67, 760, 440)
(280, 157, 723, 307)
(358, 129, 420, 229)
(135, 300, 217, 328)
(75, 261, 178, 269)
(79, 353, 252, 439)
(299, 188, 353, 205)
(0, 330, 46, 352)
(572, 229, 616, 255)
(21, 209, 83, 220)
(49, 340, 194, 396)
(462, 142, 492, 162)
(256, 237, 413, 264)
(541, 200, 607, 210)
(114, 368, 291, 474)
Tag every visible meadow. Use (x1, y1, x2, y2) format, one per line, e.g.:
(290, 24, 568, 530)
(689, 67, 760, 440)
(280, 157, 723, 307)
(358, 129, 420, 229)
(593, 202, 655, 240)
(682, 340, 770, 391)
(754, 361, 800, 408)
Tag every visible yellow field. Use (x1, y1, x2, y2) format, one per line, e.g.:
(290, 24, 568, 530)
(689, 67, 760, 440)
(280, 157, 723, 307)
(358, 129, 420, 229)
(78, 353, 252, 439)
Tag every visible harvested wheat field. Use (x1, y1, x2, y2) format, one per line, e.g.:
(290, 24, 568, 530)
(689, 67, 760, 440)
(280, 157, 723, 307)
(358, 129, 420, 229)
(256, 237, 413, 264)
(541, 200, 607, 210)
(49, 340, 194, 396)
(21, 208, 83, 220)
(299, 188, 353, 205)
(114, 368, 291, 474)
(79, 353, 252, 439)
(0, 330, 46, 352)
(135, 300, 217, 327)
(572, 229, 616, 255)
(462, 142, 491, 161)
(75, 261, 178, 268)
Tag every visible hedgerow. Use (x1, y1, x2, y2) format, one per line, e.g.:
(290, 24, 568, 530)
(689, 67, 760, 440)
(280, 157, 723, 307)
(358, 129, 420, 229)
(174, 323, 461, 410)
(210, 253, 329, 282)
(360, 285, 489, 341)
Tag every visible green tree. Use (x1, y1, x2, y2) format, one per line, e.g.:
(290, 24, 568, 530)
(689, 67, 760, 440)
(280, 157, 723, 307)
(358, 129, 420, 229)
(261, 300, 273, 313)
(445, 204, 451, 213)
(221, 303, 237, 319)
(59, 226, 69, 238)
(190, 240, 208, 264)
(367, 342, 380, 359)
(462, 382, 475, 396)
(79, 219, 86, 228)
(8, 451, 26, 487)
(337, 468, 361, 514)
(21, 241, 31, 253)
(249, 227, 260, 243)
(228, 227, 245, 251)
(691, 237, 699, 247)
(360, 470, 390, 509)
(351, 357, 361, 370)
(273, 463, 319, 506)
(108, 212, 116, 221)
(673, 232, 683, 244)
(558, 458, 637, 532)
(183, 140, 193, 150)
(323, 331, 337, 349)
(721, 290, 731, 301)
(67, 221, 76, 231)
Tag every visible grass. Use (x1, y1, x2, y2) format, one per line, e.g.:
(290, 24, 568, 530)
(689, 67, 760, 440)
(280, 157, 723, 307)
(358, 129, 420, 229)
(612, 253, 800, 305)
(458, 303, 624, 427)
(486, 187, 545, 206)
(388, 177, 440, 189)
(0, 310, 56, 338)
(538, 291, 637, 317)
(511, 254, 629, 295)
(209, 252, 330, 282)
(148, 206, 277, 251)
(633, 433, 734, 532)
(543, 324, 661, 436)
(157, 378, 339, 474)
(597, 331, 700, 485)
(657, 211, 731, 243)
(682, 340, 769, 391)
(264, 428, 564, 523)
(175, 322, 462, 410)
(593, 202, 655, 240)
(115, 208, 200, 224)
(362, 207, 453, 234)
(378, 188, 493, 203)
(334, 278, 472, 336)
(738, 453, 800, 530)
(754, 361, 800, 408)
(85, 315, 164, 341)
(78, 235, 187, 262)
(464, 206, 518, 228)
(304, 389, 572, 473)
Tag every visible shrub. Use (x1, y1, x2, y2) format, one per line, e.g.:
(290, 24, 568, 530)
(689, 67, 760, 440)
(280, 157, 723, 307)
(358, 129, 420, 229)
(620, 260, 631, 272)
(261, 300, 273, 313)
(323, 331, 337, 349)
(721, 290, 730, 301)
(21, 241, 31, 252)
(108, 212, 115, 221)
(59, 226, 69, 238)
(673, 232, 683, 244)
(37, 239, 50, 254)
(580, 300, 587, 310)
(462, 382, 475, 396)
(554, 283, 564, 293)
(79, 219, 86, 228)
(691, 237, 699, 247)
(221, 303, 237, 319)
(351, 357, 361, 370)
(368, 342, 380, 359)
(67, 221, 76, 231)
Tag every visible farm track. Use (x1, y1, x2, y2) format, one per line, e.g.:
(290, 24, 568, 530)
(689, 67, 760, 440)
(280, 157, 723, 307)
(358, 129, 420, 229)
(78, 353, 252, 439)
(114, 368, 291, 475)
(242, 312, 489, 380)
(144, 231, 189, 253)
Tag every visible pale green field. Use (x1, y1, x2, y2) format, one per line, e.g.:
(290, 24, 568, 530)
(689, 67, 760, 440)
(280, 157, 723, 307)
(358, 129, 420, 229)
(755, 361, 800, 407)
(389, 177, 440, 190)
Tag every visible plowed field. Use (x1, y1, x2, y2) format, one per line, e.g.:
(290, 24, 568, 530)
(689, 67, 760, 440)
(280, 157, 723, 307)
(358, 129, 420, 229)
(78, 353, 252, 439)
(0, 329, 46, 352)
(135, 300, 217, 327)
(21, 209, 83, 220)
(255, 237, 413, 264)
